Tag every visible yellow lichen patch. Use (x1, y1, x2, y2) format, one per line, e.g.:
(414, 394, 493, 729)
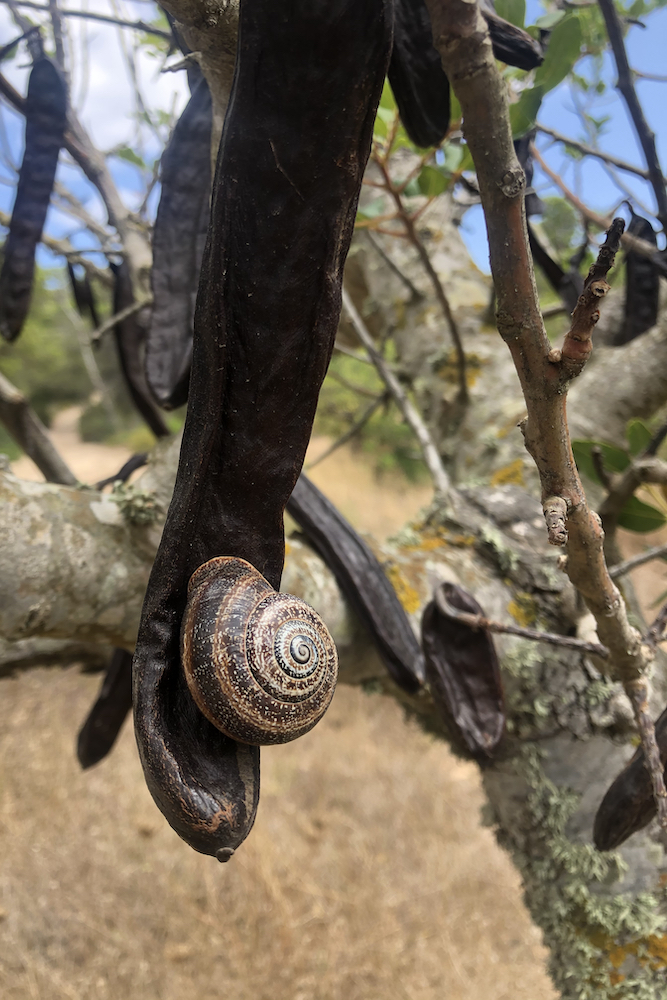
(645, 934, 667, 969)
(284, 541, 292, 557)
(435, 349, 485, 388)
(609, 970, 626, 985)
(386, 564, 421, 615)
(402, 527, 476, 551)
(496, 412, 527, 440)
(490, 459, 525, 487)
(508, 593, 539, 628)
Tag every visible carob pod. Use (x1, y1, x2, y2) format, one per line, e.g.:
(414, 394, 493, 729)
(527, 219, 583, 315)
(67, 261, 100, 329)
(421, 582, 505, 756)
(0, 56, 67, 341)
(514, 132, 544, 219)
(95, 452, 148, 491)
(110, 260, 170, 438)
(389, 0, 543, 149)
(77, 648, 133, 768)
(133, 0, 393, 859)
(287, 474, 424, 693)
(612, 209, 659, 345)
(593, 704, 667, 851)
(146, 74, 213, 409)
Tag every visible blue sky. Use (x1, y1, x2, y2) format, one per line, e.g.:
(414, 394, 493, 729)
(0, 0, 665, 273)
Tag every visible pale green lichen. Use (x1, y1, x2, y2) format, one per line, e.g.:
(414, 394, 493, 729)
(110, 483, 161, 526)
(479, 523, 519, 573)
(511, 746, 666, 999)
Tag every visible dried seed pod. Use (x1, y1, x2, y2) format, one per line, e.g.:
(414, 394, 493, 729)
(389, 0, 543, 149)
(110, 261, 170, 438)
(421, 582, 505, 757)
(133, 0, 393, 858)
(593, 704, 667, 851)
(182, 557, 338, 745)
(67, 261, 100, 329)
(613, 209, 659, 346)
(0, 56, 67, 341)
(527, 220, 583, 315)
(146, 74, 212, 409)
(514, 132, 544, 219)
(287, 474, 424, 692)
(77, 648, 133, 769)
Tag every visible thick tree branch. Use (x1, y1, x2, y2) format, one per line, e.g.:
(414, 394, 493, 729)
(424, 0, 666, 826)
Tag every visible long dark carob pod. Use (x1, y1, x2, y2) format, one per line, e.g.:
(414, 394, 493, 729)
(422, 582, 505, 757)
(612, 209, 659, 345)
(0, 56, 67, 341)
(77, 648, 133, 769)
(133, 0, 393, 859)
(527, 220, 583, 315)
(67, 261, 100, 329)
(288, 474, 424, 693)
(145, 74, 213, 410)
(109, 261, 170, 439)
(593, 704, 667, 851)
(389, 0, 543, 149)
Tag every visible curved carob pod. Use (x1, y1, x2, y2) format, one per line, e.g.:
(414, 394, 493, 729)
(612, 209, 659, 346)
(514, 132, 544, 219)
(109, 260, 170, 438)
(421, 582, 505, 757)
(0, 56, 67, 341)
(287, 474, 424, 693)
(133, 0, 393, 859)
(389, 0, 543, 149)
(77, 648, 133, 769)
(593, 704, 667, 851)
(145, 74, 213, 410)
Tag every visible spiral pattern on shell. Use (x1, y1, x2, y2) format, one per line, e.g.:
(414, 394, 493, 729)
(181, 556, 338, 745)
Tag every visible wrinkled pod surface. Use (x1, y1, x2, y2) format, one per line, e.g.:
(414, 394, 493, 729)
(182, 557, 338, 746)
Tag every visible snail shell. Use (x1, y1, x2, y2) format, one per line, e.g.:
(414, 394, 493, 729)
(181, 556, 338, 745)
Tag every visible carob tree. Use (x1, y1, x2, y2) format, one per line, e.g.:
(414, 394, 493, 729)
(2, 0, 667, 995)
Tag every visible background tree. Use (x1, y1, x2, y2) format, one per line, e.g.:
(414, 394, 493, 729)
(2, 0, 667, 995)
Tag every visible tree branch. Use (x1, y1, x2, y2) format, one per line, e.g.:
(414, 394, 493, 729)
(90, 297, 152, 345)
(0, 0, 173, 41)
(341, 286, 450, 497)
(536, 124, 657, 182)
(598, 0, 667, 230)
(610, 543, 667, 580)
(0, 372, 77, 485)
(424, 0, 666, 827)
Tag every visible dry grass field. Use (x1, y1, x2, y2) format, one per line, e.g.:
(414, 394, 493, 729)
(4, 414, 661, 1000)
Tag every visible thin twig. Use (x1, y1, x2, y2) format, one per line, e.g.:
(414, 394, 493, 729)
(536, 124, 656, 182)
(305, 394, 388, 471)
(633, 69, 667, 83)
(598, 0, 667, 230)
(341, 287, 450, 497)
(610, 544, 667, 580)
(365, 231, 424, 302)
(48, 0, 66, 70)
(327, 369, 383, 399)
(435, 590, 610, 658)
(0, 371, 77, 485)
(531, 143, 667, 273)
(645, 601, 667, 649)
(0, 0, 173, 41)
(333, 342, 375, 366)
(0, 208, 113, 285)
(374, 152, 468, 405)
(90, 298, 152, 344)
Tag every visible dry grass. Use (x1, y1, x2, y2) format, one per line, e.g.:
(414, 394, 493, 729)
(0, 668, 556, 1000)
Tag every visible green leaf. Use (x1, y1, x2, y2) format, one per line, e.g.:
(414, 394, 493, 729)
(571, 440, 630, 484)
(510, 86, 544, 138)
(535, 15, 582, 93)
(441, 143, 464, 173)
(417, 164, 450, 198)
(495, 0, 525, 28)
(534, 10, 567, 28)
(450, 93, 462, 123)
(618, 496, 667, 533)
(356, 198, 387, 222)
(627, 419, 652, 456)
(115, 145, 145, 168)
(380, 80, 396, 112)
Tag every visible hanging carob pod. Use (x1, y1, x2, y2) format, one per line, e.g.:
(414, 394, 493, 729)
(513, 131, 544, 220)
(612, 208, 659, 345)
(593, 704, 667, 851)
(421, 582, 505, 757)
(389, 0, 543, 149)
(526, 220, 583, 315)
(0, 51, 67, 341)
(67, 261, 100, 329)
(77, 648, 133, 769)
(109, 260, 170, 438)
(133, 0, 393, 859)
(287, 474, 424, 693)
(145, 72, 213, 409)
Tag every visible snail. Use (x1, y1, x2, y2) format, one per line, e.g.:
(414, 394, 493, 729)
(181, 556, 338, 745)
